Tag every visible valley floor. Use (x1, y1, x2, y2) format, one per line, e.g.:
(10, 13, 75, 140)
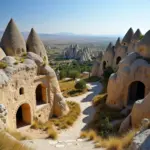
(23, 82, 105, 150)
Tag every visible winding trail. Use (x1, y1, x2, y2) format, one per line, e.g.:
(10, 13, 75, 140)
(24, 82, 104, 150)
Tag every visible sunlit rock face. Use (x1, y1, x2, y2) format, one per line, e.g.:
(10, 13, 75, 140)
(0, 19, 69, 129)
(0, 19, 26, 56)
(26, 28, 48, 64)
(63, 44, 95, 62)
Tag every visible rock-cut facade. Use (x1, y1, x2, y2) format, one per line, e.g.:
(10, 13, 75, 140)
(0, 19, 69, 129)
(92, 27, 150, 128)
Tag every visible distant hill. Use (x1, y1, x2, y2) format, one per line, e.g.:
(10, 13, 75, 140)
(0, 31, 120, 45)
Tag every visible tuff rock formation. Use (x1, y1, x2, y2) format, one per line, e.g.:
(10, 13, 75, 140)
(0, 19, 69, 129)
(0, 19, 26, 56)
(26, 28, 48, 64)
(64, 44, 98, 62)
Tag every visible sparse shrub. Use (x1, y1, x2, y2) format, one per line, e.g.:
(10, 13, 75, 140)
(80, 131, 89, 139)
(68, 70, 80, 80)
(59, 70, 67, 79)
(22, 53, 27, 57)
(0, 62, 8, 69)
(140, 34, 144, 40)
(42, 56, 47, 66)
(95, 130, 136, 150)
(47, 128, 57, 140)
(87, 130, 97, 141)
(75, 80, 86, 90)
(92, 93, 107, 106)
(14, 61, 19, 65)
(20, 58, 24, 63)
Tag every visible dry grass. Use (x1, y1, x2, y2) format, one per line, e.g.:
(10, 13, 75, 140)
(80, 130, 99, 141)
(95, 129, 137, 150)
(47, 101, 81, 130)
(87, 130, 97, 141)
(92, 93, 107, 106)
(80, 129, 136, 150)
(80, 131, 89, 139)
(31, 101, 80, 139)
(0, 130, 33, 150)
(6, 128, 31, 141)
(59, 80, 87, 97)
(47, 128, 57, 140)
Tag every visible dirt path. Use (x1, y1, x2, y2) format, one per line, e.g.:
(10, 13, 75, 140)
(23, 82, 104, 150)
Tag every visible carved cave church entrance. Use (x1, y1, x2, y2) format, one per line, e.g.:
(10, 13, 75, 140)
(128, 81, 145, 105)
(16, 103, 31, 128)
(36, 84, 46, 105)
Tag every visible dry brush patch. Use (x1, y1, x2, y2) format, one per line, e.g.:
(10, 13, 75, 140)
(59, 80, 87, 97)
(47, 101, 81, 130)
(80, 129, 136, 150)
(92, 93, 107, 106)
(31, 101, 81, 140)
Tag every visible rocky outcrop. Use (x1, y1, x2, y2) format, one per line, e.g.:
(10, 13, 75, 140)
(129, 129, 150, 150)
(131, 93, 150, 128)
(64, 44, 95, 62)
(0, 52, 69, 124)
(106, 52, 150, 109)
(0, 104, 7, 129)
(119, 114, 131, 133)
(53, 93, 70, 116)
(0, 19, 26, 56)
(26, 28, 48, 64)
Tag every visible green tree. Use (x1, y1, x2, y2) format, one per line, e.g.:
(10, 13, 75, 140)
(69, 70, 80, 80)
(59, 70, 67, 79)
(75, 80, 86, 90)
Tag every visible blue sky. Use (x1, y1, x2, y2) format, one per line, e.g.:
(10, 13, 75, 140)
(0, 0, 150, 35)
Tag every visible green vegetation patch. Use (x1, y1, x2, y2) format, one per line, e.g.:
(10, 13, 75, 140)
(0, 62, 8, 69)
(75, 80, 86, 90)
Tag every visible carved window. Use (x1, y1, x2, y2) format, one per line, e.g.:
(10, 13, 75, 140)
(19, 87, 24, 95)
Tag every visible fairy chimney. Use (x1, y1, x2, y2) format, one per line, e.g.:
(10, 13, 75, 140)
(26, 28, 48, 64)
(0, 19, 26, 56)
(122, 28, 134, 46)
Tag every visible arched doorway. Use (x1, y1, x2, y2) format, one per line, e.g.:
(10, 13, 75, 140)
(103, 61, 106, 70)
(16, 103, 31, 128)
(36, 84, 46, 105)
(116, 56, 121, 65)
(128, 81, 145, 105)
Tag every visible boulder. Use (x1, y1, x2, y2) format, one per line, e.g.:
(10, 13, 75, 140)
(26, 52, 43, 66)
(0, 104, 7, 129)
(129, 129, 150, 150)
(53, 93, 69, 117)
